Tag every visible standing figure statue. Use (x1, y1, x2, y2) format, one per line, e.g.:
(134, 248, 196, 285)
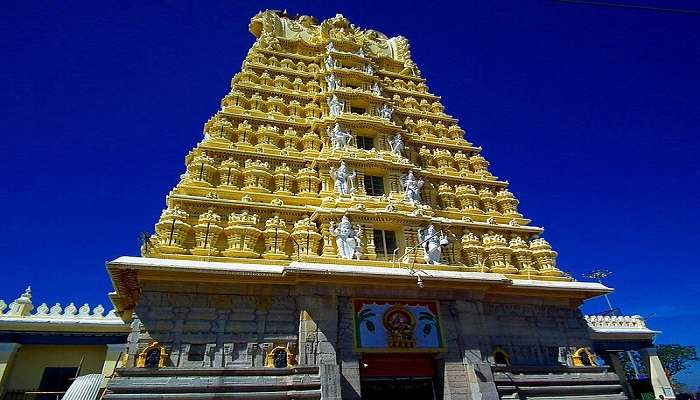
(328, 95, 344, 117)
(365, 64, 374, 75)
(326, 74, 339, 91)
(400, 171, 424, 203)
(329, 216, 362, 260)
(330, 161, 357, 195)
(418, 224, 448, 265)
(378, 104, 393, 120)
(371, 82, 382, 96)
(387, 133, 405, 157)
(328, 123, 352, 150)
(356, 47, 365, 57)
(325, 55, 335, 70)
(327, 41, 336, 53)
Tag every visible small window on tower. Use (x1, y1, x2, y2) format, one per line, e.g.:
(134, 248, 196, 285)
(356, 136, 374, 150)
(374, 230, 398, 260)
(364, 175, 384, 196)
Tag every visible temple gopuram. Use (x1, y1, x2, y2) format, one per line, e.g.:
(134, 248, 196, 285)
(104, 10, 631, 400)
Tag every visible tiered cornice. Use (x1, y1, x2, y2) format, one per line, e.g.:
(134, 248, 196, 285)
(141, 10, 568, 282)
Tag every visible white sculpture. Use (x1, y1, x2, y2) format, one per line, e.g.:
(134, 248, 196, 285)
(371, 82, 382, 96)
(356, 47, 365, 57)
(326, 74, 338, 91)
(328, 95, 344, 117)
(365, 64, 374, 75)
(400, 171, 424, 203)
(329, 215, 362, 260)
(378, 104, 393, 120)
(327, 41, 336, 53)
(330, 161, 357, 195)
(387, 133, 405, 156)
(418, 224, 448, 265)
(325, 55, 335, 70)
(328, 123, 352, 150)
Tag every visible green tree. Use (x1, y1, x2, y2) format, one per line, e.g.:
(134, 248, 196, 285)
(657, 344, 698, 379)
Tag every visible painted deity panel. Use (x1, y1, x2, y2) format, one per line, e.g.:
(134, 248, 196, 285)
(352, 299, 445, 353)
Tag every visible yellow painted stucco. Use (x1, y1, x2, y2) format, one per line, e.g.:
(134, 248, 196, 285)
(5, 345, 106, 392)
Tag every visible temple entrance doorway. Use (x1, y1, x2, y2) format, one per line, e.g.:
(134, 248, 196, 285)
(359, 353, 437, 400)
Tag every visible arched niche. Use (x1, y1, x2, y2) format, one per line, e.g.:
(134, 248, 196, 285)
(572, 347, 597, 367)
(492, 347, 510, 367)
(137, 341, 168, 368)
(265, 346, 295, 368)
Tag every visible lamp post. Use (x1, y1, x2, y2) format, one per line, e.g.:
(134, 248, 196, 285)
(583, 268, 615, 312)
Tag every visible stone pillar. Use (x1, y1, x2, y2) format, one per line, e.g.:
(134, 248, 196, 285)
(640, 347, 675, 399)
(214, 310, 230, 367)
(0, 343, 21, 397)
(100, 344, 127, 388)
(337, 297, 361, 400)
(607, 352, 635, 400)
(297, 294, 341, 400)
(447, 300, 501, 400)
(298, 310, 318, 366)
(172, 307, 189, 367)
(126, 317, 141, 367)
(355, 171, 367, 195)
(363, 225, 377, 261)
(320, 221, 336, 258)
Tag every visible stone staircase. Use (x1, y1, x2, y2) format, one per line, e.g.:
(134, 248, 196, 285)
(493, 366, 628, 400)
(105, 366, 321, 400)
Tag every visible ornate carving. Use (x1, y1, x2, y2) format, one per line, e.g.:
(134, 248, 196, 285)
(328, 123, 352, 151)
(155, 207, 191, 254)
(387, 133, 405, 157)
(400, 171, 424, 203)
(418, 224, 448, 265)
(329, 216, 362, 260)
(192, 209, 223, 256)
(224, 211, 261, 258)
(261, 215, 290, 259)
(329, 161, 357, 195)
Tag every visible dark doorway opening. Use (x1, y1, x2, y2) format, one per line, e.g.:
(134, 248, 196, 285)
(37, 367, 78, 400)
(360, 353, 437, 400)
(361, 377, 435, 400)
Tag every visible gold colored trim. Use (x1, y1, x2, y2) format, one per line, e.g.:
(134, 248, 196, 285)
(136, 341, 168, 368)
(492, 347, 510, 366)
(264, 345, 296, 368)
(572, 347, 597, 367)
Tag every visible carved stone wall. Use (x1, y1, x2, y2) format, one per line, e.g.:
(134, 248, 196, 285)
(128, 283, 299, 369)
(124, 283, 596, 400)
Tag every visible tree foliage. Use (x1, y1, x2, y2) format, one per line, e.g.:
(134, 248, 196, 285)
(657, 344, 698, 377)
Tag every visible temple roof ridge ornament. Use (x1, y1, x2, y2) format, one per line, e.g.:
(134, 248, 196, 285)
(249, 10, 420, 76)
(584, 314, 660, 337)
(0, 287, 120, 321)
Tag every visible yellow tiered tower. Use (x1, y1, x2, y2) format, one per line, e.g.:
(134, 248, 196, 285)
(140, 12, 563, 279)
(106, 10, 620, 400)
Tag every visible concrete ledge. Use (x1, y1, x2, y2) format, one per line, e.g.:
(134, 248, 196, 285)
(115, 366, 320, 377)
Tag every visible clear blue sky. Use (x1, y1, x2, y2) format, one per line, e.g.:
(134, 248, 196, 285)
(2, 0, 698, 388)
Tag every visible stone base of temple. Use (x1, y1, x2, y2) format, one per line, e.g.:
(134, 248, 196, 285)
(105, 268, 625, 400)
(493, 366, 627, 399)
(106, 367, 322, 399)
